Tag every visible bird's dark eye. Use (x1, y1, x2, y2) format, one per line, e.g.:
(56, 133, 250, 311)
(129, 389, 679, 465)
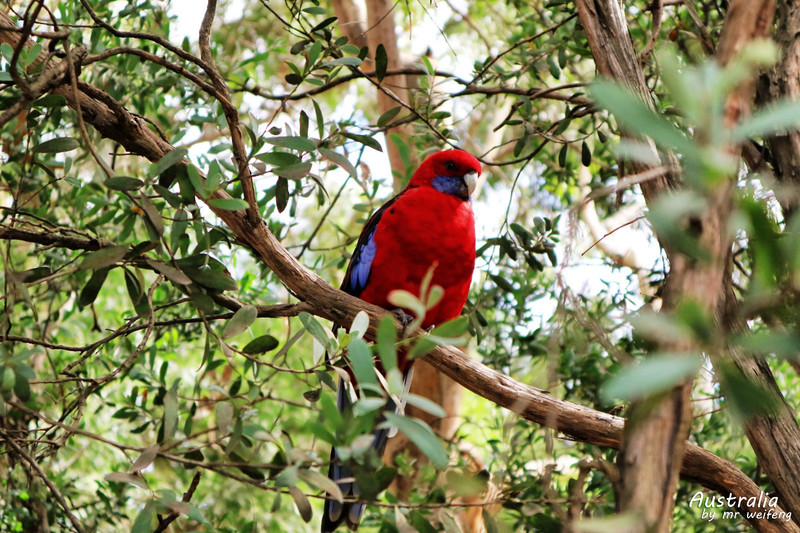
(445, 160, 456, 171)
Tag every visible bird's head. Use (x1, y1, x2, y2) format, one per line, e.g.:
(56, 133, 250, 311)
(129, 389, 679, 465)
(407, 149, 482, 200)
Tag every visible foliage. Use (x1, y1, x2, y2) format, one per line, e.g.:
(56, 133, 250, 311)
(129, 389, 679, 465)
(1, 1, 800, 532)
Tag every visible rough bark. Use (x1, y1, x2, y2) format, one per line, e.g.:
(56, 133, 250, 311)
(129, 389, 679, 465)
(576, 1, 777, 531)
(741, 1, 800, 522)
(330, 0, 367, 50)
(575, 2, 690, 530)
(757, 0, 800, 217)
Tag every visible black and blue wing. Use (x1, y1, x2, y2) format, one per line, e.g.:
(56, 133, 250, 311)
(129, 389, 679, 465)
(339, 194, 400, 297)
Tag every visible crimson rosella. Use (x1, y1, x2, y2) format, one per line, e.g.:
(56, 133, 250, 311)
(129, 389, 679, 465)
(321, 149, 481, 532)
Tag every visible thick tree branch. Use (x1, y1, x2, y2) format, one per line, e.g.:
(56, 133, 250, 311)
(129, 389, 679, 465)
(576, 2, 689, 529)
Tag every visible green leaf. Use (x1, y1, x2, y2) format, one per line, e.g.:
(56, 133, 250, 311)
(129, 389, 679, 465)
(590, 80, 695, 156)
(377, 106, 402, 128)
(347, 337, 377, 388)
(130, 502, 155, 533)
(25, 42, 42, 67)
(275, 161, 312, 180)
(548, 56, 561, 79)
(265, 136, 317, 152)
(307, 39, 323, 68)
(163, 385, 179, 441)
(319, 147, 357, 178)
(718, 362, 778, 420)
(170, 209, 189, 250)
(148, 147, 188, 178)
(0, 42, 13, 62)
(184, 267, 238, 291)
(349, 310, 370, 339)
(386, 290, 425, 318)
(276, 177, 289, 212)
(353, 396, 386, 416)
(384, 412, 448, 469)
(13, 373, 30, 402)
(355, 466, 396, 500)
(731, 98, 800, 141)
(581, 141, 592, 166)
(289, 486, 312, 523)
(429, 316, 469, 341)
(404, 393, 446, 418)
(216, 402, 233, 431)
(33, 137, 80, 153)
(104, 176, 144, 191)
(311, 16, 338, 33)
(104, 472, 149, 490)
(205, 161, 222, 194)
(601, 353, 703, 402)
(375, 44, 388, 82)
(326, 57, 362, 67)
(342, 132, 382, 152)
(222, 305, 258, 339)
(647, 192, 709, 261)
(145, 259, 192, 285)
(285, 73, 304, 85)
(20, 266, 51, 283)
(78, 267, 111, 307)
(299, 312, 332, 347)
(298, 468, 343, 503)
(255, 152, 302, 166)
(0, 366, 15, 394)
(79, 246, 129, 270)
(208, 197, 249, 211)
(139, 194, 164, 237)
(131, 445, 159, 473)
(409, 510, 438, 533)
(613, 139, 662, 166)
(376, 316, 397, 372)
(312, 99, 325, 138)
(243, 335, 279, 354)
(409, 337, 437, 359)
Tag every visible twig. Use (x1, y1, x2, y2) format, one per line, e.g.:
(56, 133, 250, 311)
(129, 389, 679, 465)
(581, 215, 646, 256)
(0, 427, 86, 533)
(198, 0, 259, 223)
(153, 471, 202, 532)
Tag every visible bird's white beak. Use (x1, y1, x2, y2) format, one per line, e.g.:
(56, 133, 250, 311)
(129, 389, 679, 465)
(464, 170, 478, 197)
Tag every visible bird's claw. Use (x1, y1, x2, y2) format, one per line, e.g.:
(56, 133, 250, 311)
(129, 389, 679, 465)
(391, 308, 415, 337)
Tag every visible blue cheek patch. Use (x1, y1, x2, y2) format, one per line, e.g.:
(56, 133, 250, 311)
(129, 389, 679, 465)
(432, 175, 460, 195)
(433, 175, 468, 199)
(350, 231, 377, 292)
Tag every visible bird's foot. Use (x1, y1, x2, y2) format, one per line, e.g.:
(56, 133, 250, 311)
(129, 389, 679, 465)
(391, 308, 415, 337)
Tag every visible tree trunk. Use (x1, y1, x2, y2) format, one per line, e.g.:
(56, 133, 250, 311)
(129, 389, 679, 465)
(576, 1, 776, 531)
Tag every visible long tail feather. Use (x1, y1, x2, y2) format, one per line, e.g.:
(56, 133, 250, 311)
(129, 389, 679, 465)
(321, 368, 411, 532)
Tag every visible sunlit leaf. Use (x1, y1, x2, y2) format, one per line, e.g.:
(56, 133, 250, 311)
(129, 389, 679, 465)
(601, 353, 703, 402)
(384, 412, 448, 469)
(222, 305, 258, 339)
(79, 246, 129, 270)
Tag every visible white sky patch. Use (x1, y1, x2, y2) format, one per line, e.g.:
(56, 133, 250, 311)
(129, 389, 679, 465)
(169, 0, 246, 42)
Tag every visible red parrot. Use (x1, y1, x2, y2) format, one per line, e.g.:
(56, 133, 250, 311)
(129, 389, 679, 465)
(322, 149, 481, 532)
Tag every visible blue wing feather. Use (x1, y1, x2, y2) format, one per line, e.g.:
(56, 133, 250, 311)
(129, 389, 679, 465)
(340, 194, 400, 297)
